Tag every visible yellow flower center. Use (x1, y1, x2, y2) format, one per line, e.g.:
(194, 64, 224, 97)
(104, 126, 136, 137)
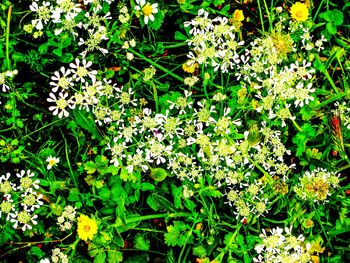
(84, 225, 91, 232)
(142, 3, 153, 16)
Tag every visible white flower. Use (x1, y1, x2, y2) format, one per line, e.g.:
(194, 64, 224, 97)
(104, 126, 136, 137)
(135, 0, 158, 25)
(29, 1, 52, 30)
(16, 170, 40, 191)
(69, 58, 97, 83)
(11, 210, 38, 231)
(47, 91, 75, 118)
(39, 258, 50, 263)
(46, 156, 60, 169)
(49, 67, 73, 92)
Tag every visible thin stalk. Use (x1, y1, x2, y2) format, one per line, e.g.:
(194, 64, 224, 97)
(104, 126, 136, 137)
(257, 0, 265, 32)
(312, 0, 326, 21)
(162, 42, 187, 49)
(283, 101, 302, 132)
(324, 70, 339, 94)
(22, 118, 63, 139)
(60, 129, 79, 189)
(262, 0, 272, 30)
(178, 222, 197, 263)
(128, 49, 184, 83)
(152, 83, 159, 113)
(313, 92, 347, 110)
(247, 155, 273, 184)
(6, 5, 12, 70)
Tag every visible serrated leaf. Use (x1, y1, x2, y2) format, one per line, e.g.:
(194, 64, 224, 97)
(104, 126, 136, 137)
(134, 233, 150, 251)
(94, 252, 106, 263)
(108, 250, 123, 263)
(73, 109, 102, 139)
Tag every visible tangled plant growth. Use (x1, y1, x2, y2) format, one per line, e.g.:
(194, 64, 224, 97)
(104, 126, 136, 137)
(1, 0, 350, 262)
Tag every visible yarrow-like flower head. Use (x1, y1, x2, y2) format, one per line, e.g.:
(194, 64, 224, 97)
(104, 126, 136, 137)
(290, 2, 309, 22)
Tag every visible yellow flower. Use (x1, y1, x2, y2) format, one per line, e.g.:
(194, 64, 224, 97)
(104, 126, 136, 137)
(182, 61, 198, 73)
(233, 10, 244, 22)
(290, 2, 309, 22)
(77, 215, 98, 241)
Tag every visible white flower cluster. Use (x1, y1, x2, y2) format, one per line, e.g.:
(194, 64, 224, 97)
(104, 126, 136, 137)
(51, 248, 69, 263)
(294, 168, 339, 203)
(0, 69, 18, 93)
(57, 205, 76, 231)
(254, 226, 312, 263)
(184, 9, 244, 73)
(28, 0, 113, 57)
(0, 170, 43, 231)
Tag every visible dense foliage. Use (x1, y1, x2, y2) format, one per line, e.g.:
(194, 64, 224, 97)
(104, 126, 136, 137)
(1, 0, 350, 262)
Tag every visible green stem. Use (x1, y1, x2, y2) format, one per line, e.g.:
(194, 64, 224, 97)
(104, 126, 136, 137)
(22, 118, 63, 139)
(215, 224, 242, 262)
(122, 212, 192, 225)
(283, 101, 302, 132)
(257, 0, 265, 32)
(314, 92, 347, 110)
(247, 155, 274, 184)
(6, 5, 12, 70)
(152, 83, 159, 113)
(324, 70, 339, 94)
(162, 42, 187, 49)
(262, 0, 272, 30)
(178, 222, 197, 263)
(312, 0, 325, 21)
(60, 129, 79, 189)
(128, 49, 184, 83)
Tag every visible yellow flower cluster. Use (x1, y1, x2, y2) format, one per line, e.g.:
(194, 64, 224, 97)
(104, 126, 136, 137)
(77, 214, 98, 241)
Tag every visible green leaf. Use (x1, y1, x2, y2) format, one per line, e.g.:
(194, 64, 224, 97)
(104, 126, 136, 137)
(320, 9, 344, 26)
(193, 245, 207, 257)
(146, 194, 159, 211)
(326, 22, 337, 35)
(94, 251, 106, 263)
(108, 250, 123, 263)
(134, 233, 150, 251)
(184, 199, 196, 212)
(98, 187, 111, 201)
(67, 188, 80, 202)
(141, 182, 155, 191)
(38, 42, 50, 55)
(164, 221, 192, 246)
(84, 161, 97, 174)
(73, 109, 102, 139)
(174, 31, 187, 41)
(152, 194, 177, 212)
(150, 167, 168, 181)
(53, 48, 63, 57)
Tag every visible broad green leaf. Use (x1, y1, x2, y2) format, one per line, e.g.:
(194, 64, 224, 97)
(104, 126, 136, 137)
(141, 182, 155, 191)
(152, 194, 177, 212)
(73, 109, 102, 139)
(150, 167, 168, 181)
(174, 31, 187, 41)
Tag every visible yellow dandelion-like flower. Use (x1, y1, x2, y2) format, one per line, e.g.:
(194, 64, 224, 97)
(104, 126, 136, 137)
(233, 10, 244, 22)
(290, 2, 309, 22)
(77, 214, 98, 241)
